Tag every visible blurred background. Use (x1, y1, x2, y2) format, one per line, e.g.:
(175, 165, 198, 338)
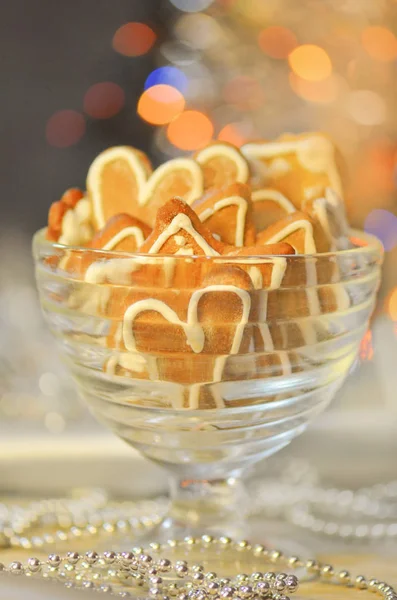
(1, 0, 396, 445)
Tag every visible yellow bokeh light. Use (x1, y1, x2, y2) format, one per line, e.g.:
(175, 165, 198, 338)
(361, 26, 397, 62)
(167, 110, 213, 151)
(386, 287, 397, 321)
(137, 85, 185, 125)
(288, 44, 332, 82)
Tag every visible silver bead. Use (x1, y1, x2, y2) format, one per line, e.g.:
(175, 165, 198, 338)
(67, 551, 80, 564)
(150, 576, 163, 587)
(175, 564, 189, 577)
(274, 579, 286, 592)
(28, 557, 41, 573)
(83, 581, 94, 589)
(48, 553, 61, 568)
(306, 559, 320, 574)
(206, 581, 220, 595)
(321, 565, 334, 579)
(264, 572, 276, 582)
(201, 535, 214, 545)
(355, 575, 367, 590)
(254, 581, 271, 596)
(219, 585, 235, 598)
(191, 564, 204, 573)
(121, 552, 135, 566)
(158, 558, 172, 572)
(193, 572, 205, 582)
(368, 578, 379, 592)
(287, 556, 300, 569)
(338, 570, 351, 584)
(9, 561, 24, 575)
(103, 550, 117, 563)
(168, 583, 179, 596)
(133, 573, 145, 586)
(219, 579, 231, 586)
(149, 587, 163, 596)
(178, 594, 189, 600)
(148, 567, 159, 576)
(85, 551, 99, 565)
(150, 542, 161, 553)
(99, 584, 113, 593)
(184, 536, 197, 546)
(236, 540, 250, 551)
(219, 536, 232, 547)
(205, 572, 218, 581)
(139, 554, 153, 567)
(269, 550, 283, 563)
(253, 544, 266, 557)
(238, 584, 253, 598)
(250, 572, 264, 582)
(285, 575, 299, 593)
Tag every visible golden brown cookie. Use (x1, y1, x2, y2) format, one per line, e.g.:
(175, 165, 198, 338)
(195, 141, 250, 189)
(90, 213, 152, 252)
(256, 211, 330, 254)
(87, 146, 204, 229)
(243, 133, 344, 209)
(192, 182, 256, 247)
(251, 188, 296, 232)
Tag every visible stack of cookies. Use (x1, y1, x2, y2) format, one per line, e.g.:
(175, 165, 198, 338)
(46, 133, 352, 409)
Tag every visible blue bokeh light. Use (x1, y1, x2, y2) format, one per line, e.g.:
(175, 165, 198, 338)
(364, 208, 397, 251)
(144, 66, 188, 94)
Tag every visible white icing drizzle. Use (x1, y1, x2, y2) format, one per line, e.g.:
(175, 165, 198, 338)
(198, 196, 248, 246)
(195, 144, 250, 183)
(59, 198, 94, 246)
(122, 285, 251, 356)
(263, 219, 317, 254)
(85, 258, 140, 285)
(252, 189, 296, 213)
(163, 257, 177, 287)
(231, 257, 287, 290)
(258, 323, 274, 351)
(102, 226, 146, 251)
(174, 235, 186, 246)
(87, 147, 204, 228)
(248, 266, 263, 290)
(148, 213, 220, 256)
(243, 136, 343, 199)
(278, 351, 292, 376)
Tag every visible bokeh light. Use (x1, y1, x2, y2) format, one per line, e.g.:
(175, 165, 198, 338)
(289, 72, 339, 104)
(112, 22, 156, 57)
(386, 287, 397, 321)
(218, 123, 248, 147)
(346, 90, 386, 126)
(170, 0, 214, 12)
(258, 26, 298, 59)
(46, 110, 86, 148)
(145, 66, 188, 93)
(364, 209, 397, 251)
(167, 110, 214, 150)
(288, 44, 332, 82)
(361, 26, 397, 62)
(84, 82, 125, 119)
(359, 330, 374, 362)
(137, 84, 185, 125)
(174, 13, 222, 50)
(223, 76, 265, 110)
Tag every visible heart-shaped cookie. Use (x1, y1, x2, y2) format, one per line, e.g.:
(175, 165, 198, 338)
(242, 133, 344, 209)
(251, 188, 296, 232)
(87, 146, 204, 229)
(192, 182, 256, 247)
(91, 213, 152, 252)
(195, 141, 250, 189)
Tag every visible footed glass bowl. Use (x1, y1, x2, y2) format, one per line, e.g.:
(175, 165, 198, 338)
(33, 230, 382, 539)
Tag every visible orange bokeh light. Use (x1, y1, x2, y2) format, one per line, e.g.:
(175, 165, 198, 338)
(84, 82, 125, 119)
(217, 123, 247, 147)
(258, 26, 298, 59)
(112, 22, 156, 57)
(361, 26, 397, 62)
(46, 110, 85, 148)
(167, 110, 214, 151)
(289, 72, 338, 104)
(386, 287, 397, 321)
(137, 85, 185, 125)
(288, 44, 332, 82)
(359, 330, 374, 362)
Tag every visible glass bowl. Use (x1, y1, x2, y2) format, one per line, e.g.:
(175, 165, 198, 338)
(33, 230, 382, 540)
